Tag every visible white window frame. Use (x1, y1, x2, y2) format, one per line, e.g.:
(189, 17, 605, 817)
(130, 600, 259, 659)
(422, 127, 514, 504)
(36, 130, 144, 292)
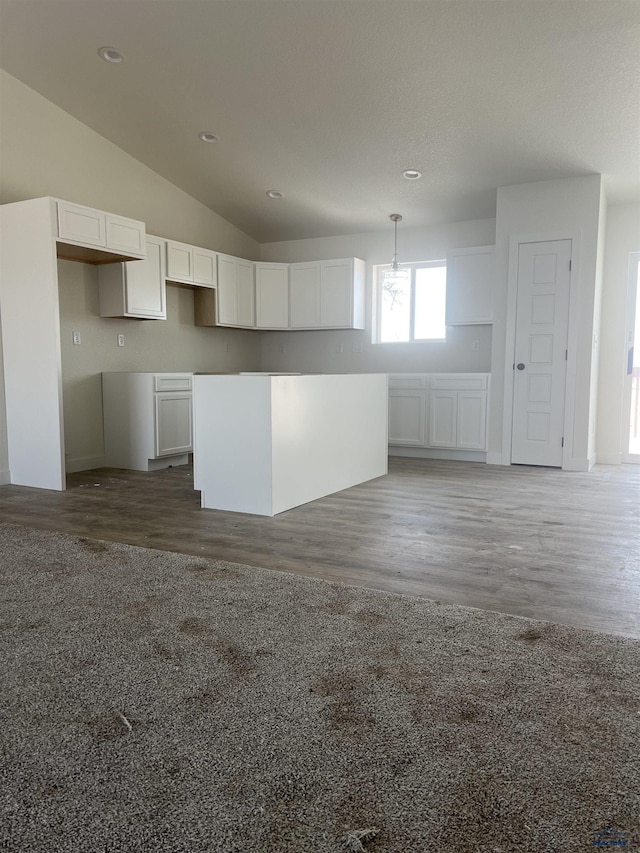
(374, 260, 447, 344)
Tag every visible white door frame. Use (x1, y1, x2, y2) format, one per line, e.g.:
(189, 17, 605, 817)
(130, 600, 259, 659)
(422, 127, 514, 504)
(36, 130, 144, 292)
(622, 251, 640, 463)
(500, 231, 582, 469)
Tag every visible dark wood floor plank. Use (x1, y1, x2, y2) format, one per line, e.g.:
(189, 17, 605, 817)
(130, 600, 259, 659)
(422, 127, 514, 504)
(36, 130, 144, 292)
(0, 458, 638, 637)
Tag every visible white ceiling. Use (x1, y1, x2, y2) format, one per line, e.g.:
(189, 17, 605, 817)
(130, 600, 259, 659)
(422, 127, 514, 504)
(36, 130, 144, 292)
(1, 0, 638, 243)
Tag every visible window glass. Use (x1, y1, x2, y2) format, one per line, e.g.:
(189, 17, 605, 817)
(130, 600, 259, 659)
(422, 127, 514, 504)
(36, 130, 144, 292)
(376, 262, 446, 343)
(380, 273, 411, 342)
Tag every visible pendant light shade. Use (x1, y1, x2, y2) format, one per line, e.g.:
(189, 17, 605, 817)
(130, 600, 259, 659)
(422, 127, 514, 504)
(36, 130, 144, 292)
(382, 214, 409, 288)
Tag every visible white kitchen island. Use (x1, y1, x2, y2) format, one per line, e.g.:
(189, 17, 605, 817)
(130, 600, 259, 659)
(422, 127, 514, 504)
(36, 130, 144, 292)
(193, 373, 388, 516)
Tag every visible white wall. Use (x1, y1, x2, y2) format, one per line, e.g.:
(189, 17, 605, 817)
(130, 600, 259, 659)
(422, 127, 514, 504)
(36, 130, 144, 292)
(0, 71, 262, 478)
(259, 218, 495, 374)
(597, 203, 640, 463)
(491, 175, 604, 470)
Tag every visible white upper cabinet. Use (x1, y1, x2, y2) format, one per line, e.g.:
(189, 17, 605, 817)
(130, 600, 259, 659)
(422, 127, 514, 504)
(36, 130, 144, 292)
(255, 263, 289, 329)
(446, 245, 494, 325)
(289, 262, 322, 328)
(217, 253, 255, 327)
(166, 240, 217, 287)
(57, 201, 145, 259)
(289, 258, 365, 329)
(98, 235, 166, 319)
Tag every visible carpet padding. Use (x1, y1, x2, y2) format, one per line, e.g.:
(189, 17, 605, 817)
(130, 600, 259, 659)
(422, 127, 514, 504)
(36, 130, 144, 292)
(0, 523, 638, 852)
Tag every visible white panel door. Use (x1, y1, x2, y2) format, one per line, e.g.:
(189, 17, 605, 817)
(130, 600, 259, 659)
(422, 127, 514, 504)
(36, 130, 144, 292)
(511, 240, 571, 466)
(429, 391, 457, 448)
(389, 390, 426, 445)
(155, 393, 193, 456)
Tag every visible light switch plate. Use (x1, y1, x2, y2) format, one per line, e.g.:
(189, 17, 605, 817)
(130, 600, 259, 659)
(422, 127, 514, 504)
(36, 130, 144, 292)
(117, 334, 125, 347)
(72, 331, 81, 346)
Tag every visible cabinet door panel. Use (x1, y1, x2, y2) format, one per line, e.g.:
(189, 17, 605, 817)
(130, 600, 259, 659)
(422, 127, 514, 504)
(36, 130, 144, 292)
(290, 263, 321, 327)
(389, 391, 426, 446)
(193, 249, 217, 286)
(216, 255, 238, 325)
(429, 391, 457, 447)
(457, 391, 487, 450)
(155, 393, 193, 456)
(57, 202, 106, 247)
(125, 237, 166, 318)
(320, 259, 352, 327)
(256, 264, 289, 328)
(105, 215, 145, 256)
(167, 242, 193, 281)
(237, 259, 255, 327)
(446, 246, 494, 325)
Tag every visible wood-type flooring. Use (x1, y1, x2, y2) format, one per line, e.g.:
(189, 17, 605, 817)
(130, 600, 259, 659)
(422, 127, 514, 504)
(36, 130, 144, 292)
(1, 458, 638, 638)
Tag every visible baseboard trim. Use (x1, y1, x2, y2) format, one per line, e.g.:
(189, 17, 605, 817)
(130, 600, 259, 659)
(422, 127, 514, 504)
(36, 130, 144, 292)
(596, 452, 622, 465)
(486, 451, 507, 466)
(65, 456, 106, 474)
(389, 447, 487, 463)
(0, 467, 10, 485)
(563, 456, 594, 473)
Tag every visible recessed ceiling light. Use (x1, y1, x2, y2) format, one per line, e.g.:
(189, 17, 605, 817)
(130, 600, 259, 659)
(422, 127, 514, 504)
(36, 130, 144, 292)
(199, 131, 220, 144)
(98, 46, 125, 64)
(266, 190, 284, 199)
(402, 169, 422, 180)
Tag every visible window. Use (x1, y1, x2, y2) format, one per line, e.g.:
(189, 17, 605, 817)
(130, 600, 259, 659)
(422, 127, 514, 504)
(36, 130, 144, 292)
(375, 261, 447, 343)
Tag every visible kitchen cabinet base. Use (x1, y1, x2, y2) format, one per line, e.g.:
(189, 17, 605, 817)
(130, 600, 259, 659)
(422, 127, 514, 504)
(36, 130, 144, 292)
(388, 446, 487, 463)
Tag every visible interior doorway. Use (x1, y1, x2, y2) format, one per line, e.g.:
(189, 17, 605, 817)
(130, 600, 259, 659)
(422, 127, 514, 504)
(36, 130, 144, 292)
(511, 239, 572, 467)
(623, 252, 640, 463)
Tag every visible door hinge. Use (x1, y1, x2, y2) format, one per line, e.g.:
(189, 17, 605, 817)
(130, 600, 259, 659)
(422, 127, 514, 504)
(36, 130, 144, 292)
(565, 349, 568, 360)
(561, 437, 564, 447)
(569, 259, 572, 271)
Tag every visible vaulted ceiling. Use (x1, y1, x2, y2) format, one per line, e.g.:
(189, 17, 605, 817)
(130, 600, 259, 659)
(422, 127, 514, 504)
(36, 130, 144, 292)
(1, 0, 638, 242)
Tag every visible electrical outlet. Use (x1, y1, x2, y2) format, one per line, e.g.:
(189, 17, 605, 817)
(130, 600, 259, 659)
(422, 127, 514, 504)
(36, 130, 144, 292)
(472, 340, 480, 351)
(352, 342, 363, 353)
(336, 343, 344, 353)
(279, 343, 287, 354)
(117, 334, 125, 347)
(72, 331, 81, 346)
(224, 341, 230, 352)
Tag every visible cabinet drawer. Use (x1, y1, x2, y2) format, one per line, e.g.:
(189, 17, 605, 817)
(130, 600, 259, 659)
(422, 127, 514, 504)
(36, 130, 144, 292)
(388, 374, 427, 390)
(430, 374, 488, 391)
(154, 374, 192, 392)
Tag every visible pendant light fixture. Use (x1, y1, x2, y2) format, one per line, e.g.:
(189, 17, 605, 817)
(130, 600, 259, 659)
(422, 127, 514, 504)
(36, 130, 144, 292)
(382, 214, 410, 289)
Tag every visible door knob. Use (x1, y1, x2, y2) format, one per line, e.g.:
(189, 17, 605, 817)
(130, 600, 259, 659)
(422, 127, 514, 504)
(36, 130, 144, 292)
(516, 363, 525, 370)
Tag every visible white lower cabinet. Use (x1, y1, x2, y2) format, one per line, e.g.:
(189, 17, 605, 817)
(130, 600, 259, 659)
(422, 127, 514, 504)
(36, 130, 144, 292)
(389, 373, 489, 456)
(102, 372, 192, 471)
(98, 235, 166, 319)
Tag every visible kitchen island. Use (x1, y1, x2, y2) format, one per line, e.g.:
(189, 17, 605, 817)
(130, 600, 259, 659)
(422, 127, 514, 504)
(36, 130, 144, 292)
(193, 373, 388, 516)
